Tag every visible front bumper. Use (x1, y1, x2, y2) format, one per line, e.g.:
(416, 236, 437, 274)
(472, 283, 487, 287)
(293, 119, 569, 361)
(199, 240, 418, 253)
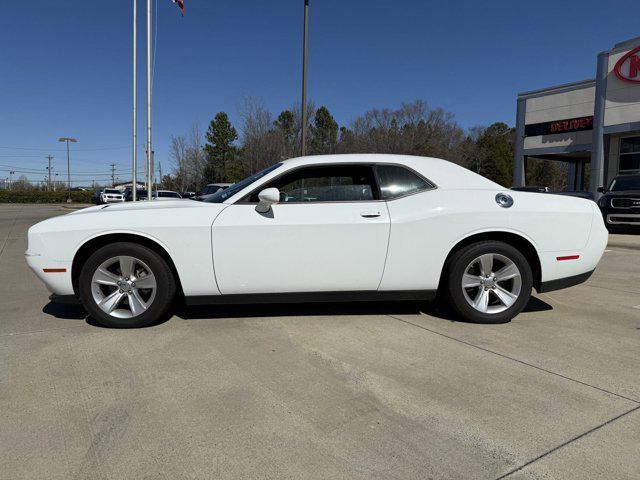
(25, 252, 74, 296)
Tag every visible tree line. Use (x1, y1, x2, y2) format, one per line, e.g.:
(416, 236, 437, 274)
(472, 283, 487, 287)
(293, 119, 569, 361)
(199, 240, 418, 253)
(165, 99, 569, 193)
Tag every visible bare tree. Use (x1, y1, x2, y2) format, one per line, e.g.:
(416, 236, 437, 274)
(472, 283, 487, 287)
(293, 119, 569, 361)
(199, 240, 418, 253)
(339, 100, 465, 161)
(238, 96, 276, 174)
(169, 135, 188, 193)
(186, 122, 207, 191)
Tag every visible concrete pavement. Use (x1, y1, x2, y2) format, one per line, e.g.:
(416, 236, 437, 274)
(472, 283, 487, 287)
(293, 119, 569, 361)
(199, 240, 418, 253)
(1, 204, 639, 479)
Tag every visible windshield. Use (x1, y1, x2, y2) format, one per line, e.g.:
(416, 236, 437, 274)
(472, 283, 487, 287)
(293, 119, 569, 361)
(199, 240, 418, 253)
(609, 176, 640, 191)
(104, 189, 119, 194)
(204, 163, 282, 203)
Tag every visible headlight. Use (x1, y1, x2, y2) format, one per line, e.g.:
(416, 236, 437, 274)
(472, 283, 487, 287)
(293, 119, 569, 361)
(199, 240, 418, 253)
(598, 197, 607, 208)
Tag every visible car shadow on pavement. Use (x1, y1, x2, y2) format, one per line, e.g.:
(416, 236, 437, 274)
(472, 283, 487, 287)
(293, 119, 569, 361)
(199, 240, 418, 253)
(42, 301, 87, 320)
(175, 296, 553, 323)
(42, 296, 553, 327)
(175, 301, 424, 320)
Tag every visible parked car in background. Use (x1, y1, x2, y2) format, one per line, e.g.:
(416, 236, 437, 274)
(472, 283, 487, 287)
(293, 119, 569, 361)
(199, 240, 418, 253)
(101, 188, 125, 204)
(155, 190, 182, 200)
(123, 189, 182, 201)
(26, 154, 607, 328)
(597, 174, 640, 232)
(181, 191, 196, 199)
(92, 188, 124, 204)
(195, 183, 233, 201)
(201, 183, 232, 196)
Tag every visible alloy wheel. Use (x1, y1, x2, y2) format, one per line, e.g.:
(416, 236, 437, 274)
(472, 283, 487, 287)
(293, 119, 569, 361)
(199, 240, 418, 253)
(461, 253, 522, 314)
(90, 255, 157, 319)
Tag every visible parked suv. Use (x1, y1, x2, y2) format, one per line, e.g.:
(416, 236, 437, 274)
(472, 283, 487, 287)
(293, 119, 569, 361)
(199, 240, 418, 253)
(92, 188, 124, 204)
(598, 174, 640, 232)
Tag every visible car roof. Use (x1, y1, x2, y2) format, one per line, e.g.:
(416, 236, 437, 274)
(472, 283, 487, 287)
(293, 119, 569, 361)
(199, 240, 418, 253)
(279, 154, 502, 190)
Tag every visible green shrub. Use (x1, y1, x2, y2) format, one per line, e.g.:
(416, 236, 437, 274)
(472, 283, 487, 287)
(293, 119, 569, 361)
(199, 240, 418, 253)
(0, 190, 93, 203)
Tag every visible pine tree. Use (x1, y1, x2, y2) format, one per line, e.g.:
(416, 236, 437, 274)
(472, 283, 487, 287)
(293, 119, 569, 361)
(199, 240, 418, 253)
(310, 106, 338, 155)
(203, 112, 242, 182)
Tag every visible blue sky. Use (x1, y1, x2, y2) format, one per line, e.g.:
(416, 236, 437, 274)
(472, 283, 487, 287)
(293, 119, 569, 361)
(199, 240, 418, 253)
(1, 0, 638, 185)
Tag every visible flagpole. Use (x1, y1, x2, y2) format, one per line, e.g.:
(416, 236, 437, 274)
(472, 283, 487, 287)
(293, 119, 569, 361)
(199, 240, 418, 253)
(146, 0, 153, 200)
(300, 0, 309, 156)
(132, 0, 138, 201)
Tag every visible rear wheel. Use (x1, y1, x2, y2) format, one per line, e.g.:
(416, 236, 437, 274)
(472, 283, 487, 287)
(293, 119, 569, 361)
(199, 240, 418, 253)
(445, 241, 533, 324)
(78, 242, 176, 328)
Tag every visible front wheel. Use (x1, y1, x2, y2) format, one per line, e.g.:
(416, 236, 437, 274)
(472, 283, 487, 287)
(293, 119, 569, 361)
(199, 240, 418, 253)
(78, 242, 176, 328)
(445, 241, 533, 324)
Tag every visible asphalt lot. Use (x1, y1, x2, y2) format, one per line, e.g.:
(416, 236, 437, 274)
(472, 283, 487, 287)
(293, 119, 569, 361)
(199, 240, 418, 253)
(1, 203, 639, 480)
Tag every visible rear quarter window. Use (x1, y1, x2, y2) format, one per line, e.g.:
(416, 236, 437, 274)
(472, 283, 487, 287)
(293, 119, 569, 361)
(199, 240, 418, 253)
(375, 165, 435, 200)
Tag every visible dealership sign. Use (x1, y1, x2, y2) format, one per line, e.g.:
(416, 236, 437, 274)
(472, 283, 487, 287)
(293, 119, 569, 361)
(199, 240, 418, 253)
(524, 116, 594, 137)
(614, 46, 640, 84)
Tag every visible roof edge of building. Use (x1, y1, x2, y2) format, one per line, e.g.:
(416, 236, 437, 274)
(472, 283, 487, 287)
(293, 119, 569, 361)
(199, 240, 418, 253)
(517, 78, 595, 99)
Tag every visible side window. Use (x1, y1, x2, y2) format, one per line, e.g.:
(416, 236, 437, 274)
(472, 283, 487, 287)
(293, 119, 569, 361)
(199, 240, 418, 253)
(375, 165, 434, 200)
(245, 165, 378, 203)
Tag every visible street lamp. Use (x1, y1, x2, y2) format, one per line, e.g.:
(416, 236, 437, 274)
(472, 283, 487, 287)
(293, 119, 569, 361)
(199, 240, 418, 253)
(300, 0, 310, 156)
(58, 137, 77, 202)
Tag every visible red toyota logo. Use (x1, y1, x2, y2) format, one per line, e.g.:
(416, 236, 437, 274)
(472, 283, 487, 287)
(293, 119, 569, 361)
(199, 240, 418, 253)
(614, 46, 640, 84)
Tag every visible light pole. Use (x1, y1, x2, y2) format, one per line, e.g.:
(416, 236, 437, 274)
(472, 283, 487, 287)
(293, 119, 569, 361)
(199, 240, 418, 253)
(146, 0, 153, 201)
(58, 137, 77, 202)
(9, 171, 14, 189)
(132, 0, 138, 201)
(300, 0, 309, 156)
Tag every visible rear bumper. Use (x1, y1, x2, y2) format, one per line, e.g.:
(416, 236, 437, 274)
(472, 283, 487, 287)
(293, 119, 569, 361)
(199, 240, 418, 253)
(537, 270, 594, 293)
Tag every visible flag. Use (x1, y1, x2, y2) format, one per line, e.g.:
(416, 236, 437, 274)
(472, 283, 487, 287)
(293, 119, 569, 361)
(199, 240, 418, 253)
(172, 0, 184, 16)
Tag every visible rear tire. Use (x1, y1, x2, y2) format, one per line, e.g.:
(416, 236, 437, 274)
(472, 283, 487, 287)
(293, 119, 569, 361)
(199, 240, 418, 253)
(445, 241, 533, 324)
(78, 242, 176, 328)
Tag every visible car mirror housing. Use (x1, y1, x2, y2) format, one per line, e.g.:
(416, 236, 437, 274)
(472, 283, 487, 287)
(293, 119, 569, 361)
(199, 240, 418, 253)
(596, 186, 606, 193)
(255, 188, 280, 213)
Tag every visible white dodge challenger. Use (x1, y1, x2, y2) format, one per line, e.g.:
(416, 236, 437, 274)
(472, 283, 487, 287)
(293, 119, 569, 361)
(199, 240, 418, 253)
(26, 154, 607, 328)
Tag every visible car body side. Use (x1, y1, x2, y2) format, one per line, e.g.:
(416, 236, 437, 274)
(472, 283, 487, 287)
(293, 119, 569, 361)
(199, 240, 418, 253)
(26, 155, 607, 300)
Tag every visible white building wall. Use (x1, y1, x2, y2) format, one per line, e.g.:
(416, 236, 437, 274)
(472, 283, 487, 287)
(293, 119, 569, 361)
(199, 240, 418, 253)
(524, 85, 595, 124)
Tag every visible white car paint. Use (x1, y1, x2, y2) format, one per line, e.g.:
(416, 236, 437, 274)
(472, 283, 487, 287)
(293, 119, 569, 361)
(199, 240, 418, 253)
(26, 154, 607, 301)
(212, 202, 390, 294)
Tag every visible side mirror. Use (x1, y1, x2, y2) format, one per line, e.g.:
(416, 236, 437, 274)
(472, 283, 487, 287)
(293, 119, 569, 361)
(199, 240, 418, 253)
(596, 186, 606, 193)
(255, 187, 280, 213)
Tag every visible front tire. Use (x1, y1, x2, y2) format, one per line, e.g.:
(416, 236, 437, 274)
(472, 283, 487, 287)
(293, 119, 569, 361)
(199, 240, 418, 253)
(78, 242, 176, 328)
(445, 241, 533, 324)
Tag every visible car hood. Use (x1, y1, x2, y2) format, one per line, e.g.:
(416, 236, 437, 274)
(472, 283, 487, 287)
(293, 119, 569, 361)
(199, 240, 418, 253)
(68, 199, 207, 215)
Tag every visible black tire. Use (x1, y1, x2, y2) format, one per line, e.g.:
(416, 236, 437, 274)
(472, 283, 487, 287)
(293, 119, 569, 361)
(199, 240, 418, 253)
(78, 242, 176, 328)
(444, 240, 533, 324)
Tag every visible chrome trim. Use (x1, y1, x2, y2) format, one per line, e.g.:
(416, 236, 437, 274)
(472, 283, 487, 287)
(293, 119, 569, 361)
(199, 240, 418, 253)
(610, 197, 640, 209)
(606, 214, 640, 225)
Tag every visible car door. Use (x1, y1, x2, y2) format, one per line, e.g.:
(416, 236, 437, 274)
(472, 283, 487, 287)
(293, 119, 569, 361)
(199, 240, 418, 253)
(211, 164, 390, 294)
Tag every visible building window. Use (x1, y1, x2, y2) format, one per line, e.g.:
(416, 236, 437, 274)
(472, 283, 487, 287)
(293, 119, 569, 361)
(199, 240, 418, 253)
(619, 137, 640, 174)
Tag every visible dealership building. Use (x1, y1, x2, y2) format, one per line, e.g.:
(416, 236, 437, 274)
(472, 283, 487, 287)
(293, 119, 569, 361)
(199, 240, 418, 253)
(513, 37, 640, 195)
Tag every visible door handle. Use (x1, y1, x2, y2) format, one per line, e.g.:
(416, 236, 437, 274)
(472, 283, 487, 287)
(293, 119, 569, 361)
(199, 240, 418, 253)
(360, 211, 381, 218)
